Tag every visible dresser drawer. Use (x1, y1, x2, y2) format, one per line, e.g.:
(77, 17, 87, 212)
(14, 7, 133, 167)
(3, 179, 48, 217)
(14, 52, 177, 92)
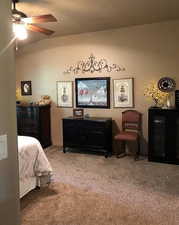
(86, 131, 107, 148)
(62, 117, 112, 156)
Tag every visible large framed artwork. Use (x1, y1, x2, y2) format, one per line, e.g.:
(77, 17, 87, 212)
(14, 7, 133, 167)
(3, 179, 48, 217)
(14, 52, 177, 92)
(75, 77, 110, 108)
(57, 81, 73, 108)
(21, 81, 32, 96)
(113, 78, 134, 108)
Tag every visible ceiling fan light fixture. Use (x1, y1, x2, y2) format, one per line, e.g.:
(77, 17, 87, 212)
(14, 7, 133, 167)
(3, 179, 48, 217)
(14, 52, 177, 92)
(11, 0, 57, 38)
(13, 23, 28, 40)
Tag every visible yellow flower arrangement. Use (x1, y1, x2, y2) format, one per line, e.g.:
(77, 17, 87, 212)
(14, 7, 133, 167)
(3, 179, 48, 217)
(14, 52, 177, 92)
(144, 82, 169, 107)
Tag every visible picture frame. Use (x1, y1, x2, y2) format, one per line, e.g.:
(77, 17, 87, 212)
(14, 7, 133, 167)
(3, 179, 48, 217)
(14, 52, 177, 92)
(57, 81, 73, 108)
(113, 78, 134, 108)
(75, 77, 110, 108)
(21, 81, 32, 96)
(73, 108, 84, 118)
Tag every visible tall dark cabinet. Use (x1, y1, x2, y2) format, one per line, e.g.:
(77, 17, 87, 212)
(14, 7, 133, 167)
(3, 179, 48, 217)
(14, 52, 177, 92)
(16, 105, 51, 148)
(62, 117, 112, 157)
(148, 108, 179, 164)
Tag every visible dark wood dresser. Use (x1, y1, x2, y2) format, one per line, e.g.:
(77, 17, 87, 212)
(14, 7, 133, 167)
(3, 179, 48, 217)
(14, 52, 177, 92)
(16, 104, 52, 148)
(148, 107, 179, 164)
(62, 117, 112, 157)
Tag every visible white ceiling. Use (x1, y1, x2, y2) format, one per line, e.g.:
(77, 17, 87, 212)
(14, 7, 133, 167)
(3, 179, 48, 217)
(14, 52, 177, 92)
(15, 0, 179, 44)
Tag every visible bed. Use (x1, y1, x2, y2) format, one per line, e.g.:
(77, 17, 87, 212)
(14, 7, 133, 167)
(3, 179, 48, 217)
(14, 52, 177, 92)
(18, 136, 52, 198)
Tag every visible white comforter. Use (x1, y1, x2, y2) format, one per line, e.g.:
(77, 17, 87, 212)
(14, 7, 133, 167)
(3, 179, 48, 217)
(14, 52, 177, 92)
(18, 136, 52, 181)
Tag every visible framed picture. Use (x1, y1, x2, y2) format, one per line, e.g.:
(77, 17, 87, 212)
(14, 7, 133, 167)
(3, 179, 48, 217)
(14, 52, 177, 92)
(57, 81, 73, 107)
(75, 77, 110, 108)
(73, 108, 84, 118)
(21, 81, 32, 96)
(113, 78, 134, 108)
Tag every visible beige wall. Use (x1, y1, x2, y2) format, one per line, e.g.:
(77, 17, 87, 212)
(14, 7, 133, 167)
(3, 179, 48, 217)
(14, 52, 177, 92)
(0, 0, 20, 224)
(16, 20, 179, 154)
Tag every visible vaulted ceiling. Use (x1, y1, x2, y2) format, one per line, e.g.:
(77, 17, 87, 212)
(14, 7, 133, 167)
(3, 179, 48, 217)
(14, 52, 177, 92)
(15, 0, 179, 44)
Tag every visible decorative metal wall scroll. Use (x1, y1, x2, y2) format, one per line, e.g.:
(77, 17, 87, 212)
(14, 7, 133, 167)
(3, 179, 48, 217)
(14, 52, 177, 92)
(64, 54, 125, 75)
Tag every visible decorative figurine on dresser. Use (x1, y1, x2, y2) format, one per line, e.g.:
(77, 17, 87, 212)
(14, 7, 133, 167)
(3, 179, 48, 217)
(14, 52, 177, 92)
(16, 104, 52, 148)
(62, 116, 112, 158)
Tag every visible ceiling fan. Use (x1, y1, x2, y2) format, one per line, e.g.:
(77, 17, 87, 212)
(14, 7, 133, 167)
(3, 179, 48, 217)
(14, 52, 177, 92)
(12, 0, 57, 37)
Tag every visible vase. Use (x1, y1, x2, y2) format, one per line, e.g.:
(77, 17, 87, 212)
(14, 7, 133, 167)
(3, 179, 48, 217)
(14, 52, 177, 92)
(152, 98, 160, 108)
(166, 94, 172, 108)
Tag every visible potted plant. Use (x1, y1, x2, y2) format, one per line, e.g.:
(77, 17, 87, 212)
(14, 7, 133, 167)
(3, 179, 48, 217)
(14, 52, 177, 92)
(144, 82, 169, 108)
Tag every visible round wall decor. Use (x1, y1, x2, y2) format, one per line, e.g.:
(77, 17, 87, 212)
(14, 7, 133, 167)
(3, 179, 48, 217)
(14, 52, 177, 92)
(158, 77, 176, 92)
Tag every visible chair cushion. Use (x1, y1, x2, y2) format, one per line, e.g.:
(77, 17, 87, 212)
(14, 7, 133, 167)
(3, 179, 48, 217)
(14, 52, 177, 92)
(115, 131, 138, 141)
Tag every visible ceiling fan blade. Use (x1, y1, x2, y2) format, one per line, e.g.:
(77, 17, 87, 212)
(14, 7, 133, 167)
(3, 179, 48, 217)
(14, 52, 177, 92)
(26, 24, 55, 35)
(22, 14, 57, 24)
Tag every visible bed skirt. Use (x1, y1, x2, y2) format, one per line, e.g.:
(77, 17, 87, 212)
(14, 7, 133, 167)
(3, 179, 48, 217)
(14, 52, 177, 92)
(20, 177, 37, 198)
(20, 174, 52, 198)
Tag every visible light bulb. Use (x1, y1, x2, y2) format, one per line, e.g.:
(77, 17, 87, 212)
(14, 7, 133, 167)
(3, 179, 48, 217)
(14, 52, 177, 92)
(13, 23, 28, 40)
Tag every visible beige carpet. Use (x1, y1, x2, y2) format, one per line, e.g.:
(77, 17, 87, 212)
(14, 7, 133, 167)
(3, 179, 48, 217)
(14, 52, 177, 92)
(20, 182, 178, 225)
(21, 147, 179, 225)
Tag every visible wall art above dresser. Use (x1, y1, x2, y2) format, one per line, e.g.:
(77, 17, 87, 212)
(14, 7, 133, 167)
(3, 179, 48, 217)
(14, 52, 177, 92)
(63, 54, 125, 75)
(75, 77, 110, 108)
(56, 81, 73, 108)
